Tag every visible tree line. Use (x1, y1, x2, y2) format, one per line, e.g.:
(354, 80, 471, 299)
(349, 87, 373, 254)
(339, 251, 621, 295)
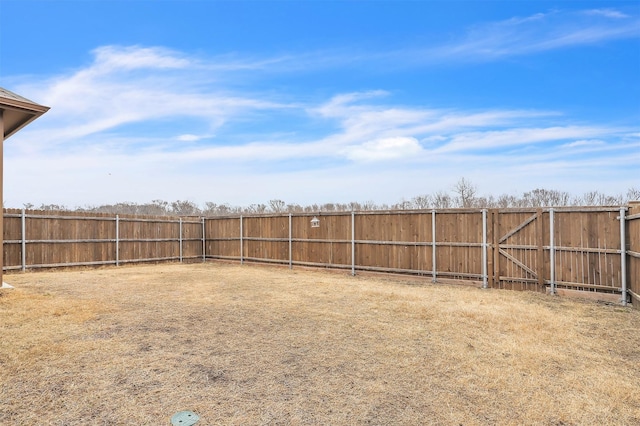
(21, 178, 640, 216)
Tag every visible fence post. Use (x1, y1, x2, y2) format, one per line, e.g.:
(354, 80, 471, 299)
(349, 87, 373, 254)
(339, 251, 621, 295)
(620, 207, 627, 306)
(289, 213, 292, 269)
(240, 215, 244, 265)
(21, 208, 26, 272)
(536, 208, 545, 290)
(115, 215, 120, 267)
(549, 208, 555, 295)
(201, 217, 206, 262)
(351, 211, 355, 276)
(179, 218, 183, 263)
(432, 210, 436, 283)
(482, 209, 488, 289)
(492, 210, 501, 289)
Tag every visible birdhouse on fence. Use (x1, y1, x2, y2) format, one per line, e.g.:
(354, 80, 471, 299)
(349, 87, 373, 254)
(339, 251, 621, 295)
(0, 87, 50, 287)
(310, 216, 320, 228)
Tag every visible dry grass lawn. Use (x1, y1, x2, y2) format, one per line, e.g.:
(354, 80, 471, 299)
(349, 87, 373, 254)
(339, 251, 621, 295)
(1, 262, 639, 425)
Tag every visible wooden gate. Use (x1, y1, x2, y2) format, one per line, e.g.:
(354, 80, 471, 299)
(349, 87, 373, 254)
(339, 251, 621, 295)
(491, 209, 546, 291)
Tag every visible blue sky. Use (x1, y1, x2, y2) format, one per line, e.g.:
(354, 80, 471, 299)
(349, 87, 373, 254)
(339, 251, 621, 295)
(1, 0, 639, 208)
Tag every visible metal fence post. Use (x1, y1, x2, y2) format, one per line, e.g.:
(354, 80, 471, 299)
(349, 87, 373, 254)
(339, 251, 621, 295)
(115, 215, 120, 267)
(201, 217, 206, 262)
(432, 210, 437, 283)
(351, 211, 355, 276)
(482, 209, 488, 289)
(289, 213, 292, 269)
(21, 208, 26, 272)
(549, 208, 555, 295)
(179, 218, 183, 263)
(620, 207, 627, 306)
(240, 215, 244, 265)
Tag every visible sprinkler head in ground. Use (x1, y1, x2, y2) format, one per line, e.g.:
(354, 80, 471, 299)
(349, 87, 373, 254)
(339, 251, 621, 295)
(170, 411, 200, 425)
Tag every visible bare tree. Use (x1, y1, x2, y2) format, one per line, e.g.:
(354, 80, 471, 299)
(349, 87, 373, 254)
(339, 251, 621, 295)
(432, 191, 452, 209)
(495, 194, 519, 208)
(411, 195, 432, 209)
(321, 203, 336, 212)
(135, 199, 169, 215)
(170, 200, 200, 216)
(473, 195, 496, 208)
(19, 181, 638, 216)
(38, 203, 68, 211)
(362, 200, 378, 211)
(346, 201, 361, 211)
(627, 187, 640, 202)
(246, 204, 267, 214)
(269, 199, 286, 213)
(522, 189, 570, 207)
(202, 202, 218, 216)
(215, 204, 233, 215)
(453, 177, 477, 208)
(578, 191, 623, 206)
(393, 199, 412, 210)
(286, 203, 303, 213)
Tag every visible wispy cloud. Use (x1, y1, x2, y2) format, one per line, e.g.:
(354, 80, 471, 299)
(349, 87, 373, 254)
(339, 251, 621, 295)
(561, 139, 606, 149)
(91, 45, 192, 71)
(190, 8, 640, 71)
(583, 9, 630, 19)
(436, 126, 617, 153)
(13, 45, 289, 149)
(426, 9, 639, 61)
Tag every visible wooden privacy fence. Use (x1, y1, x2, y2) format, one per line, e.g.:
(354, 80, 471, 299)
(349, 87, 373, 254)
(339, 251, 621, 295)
(3, 205, 638, 306)
(204, 207, 636, 305)
(3, 209, 205, 270)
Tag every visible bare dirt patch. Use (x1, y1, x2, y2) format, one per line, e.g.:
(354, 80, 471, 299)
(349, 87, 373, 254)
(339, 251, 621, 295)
(1, 262, 639, 425)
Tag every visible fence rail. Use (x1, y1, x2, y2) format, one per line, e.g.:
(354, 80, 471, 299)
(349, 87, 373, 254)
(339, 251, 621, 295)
(3, 205, 638, 307)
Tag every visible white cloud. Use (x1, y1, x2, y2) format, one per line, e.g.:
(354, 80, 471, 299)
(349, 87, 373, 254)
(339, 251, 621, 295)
(177, 134, 205, 142)
(341, 137, 423, 162)
(583, 9, 630, 19)
(309, 94, 559, 155)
